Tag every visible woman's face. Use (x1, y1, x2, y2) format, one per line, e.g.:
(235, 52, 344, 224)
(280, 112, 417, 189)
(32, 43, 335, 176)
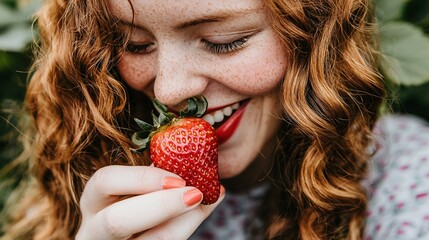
(109, 0, 287, 179)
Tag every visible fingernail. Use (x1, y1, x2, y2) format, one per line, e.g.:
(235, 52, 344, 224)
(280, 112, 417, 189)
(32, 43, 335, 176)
(162, 177, 186, 189)
(183, 189, 203, 206)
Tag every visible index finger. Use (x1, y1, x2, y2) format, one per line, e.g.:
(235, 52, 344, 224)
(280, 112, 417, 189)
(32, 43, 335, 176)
(80, 165, 186, 213)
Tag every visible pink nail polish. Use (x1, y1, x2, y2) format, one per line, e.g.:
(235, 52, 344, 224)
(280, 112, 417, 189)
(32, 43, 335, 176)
(183, 189, 203, 206)
(162, 177, 186, 189)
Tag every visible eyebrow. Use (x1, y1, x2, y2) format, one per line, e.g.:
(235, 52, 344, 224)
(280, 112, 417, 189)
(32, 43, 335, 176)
(116, 8, 263, 31)
(176, 8, 264, 30)
(175, 17, 226, 31)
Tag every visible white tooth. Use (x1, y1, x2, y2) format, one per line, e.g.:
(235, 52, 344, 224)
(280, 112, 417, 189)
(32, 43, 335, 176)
(213, 110, 225, 123)
(232, 103, 240, 110)
(222, 106, 232, 116)
(203, 114, 215, 125)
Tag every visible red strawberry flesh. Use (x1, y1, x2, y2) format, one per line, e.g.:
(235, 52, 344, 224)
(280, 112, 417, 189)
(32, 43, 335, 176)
(150, 118, 220, 204)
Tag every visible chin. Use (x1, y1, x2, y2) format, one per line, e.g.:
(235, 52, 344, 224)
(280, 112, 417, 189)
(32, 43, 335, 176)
(216, 153, 250, 179)
(218, 169, 239, 179)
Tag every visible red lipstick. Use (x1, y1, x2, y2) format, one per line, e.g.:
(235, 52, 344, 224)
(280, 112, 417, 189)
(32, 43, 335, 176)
(215, 100, 250, 145)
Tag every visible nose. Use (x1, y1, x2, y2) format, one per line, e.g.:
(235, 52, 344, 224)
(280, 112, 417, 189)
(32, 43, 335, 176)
(153, 43, 209, 106)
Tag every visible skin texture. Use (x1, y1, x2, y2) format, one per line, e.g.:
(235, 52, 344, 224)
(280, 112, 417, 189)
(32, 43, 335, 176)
(77, 0, 287, 239)
(113, 0, 287, 180)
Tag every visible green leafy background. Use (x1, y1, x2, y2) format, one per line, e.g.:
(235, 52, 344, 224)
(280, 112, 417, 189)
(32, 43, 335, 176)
(0, 0, 429, 210)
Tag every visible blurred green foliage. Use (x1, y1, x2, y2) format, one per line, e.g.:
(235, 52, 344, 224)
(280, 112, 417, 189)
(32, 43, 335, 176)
(0, 0, 429, 211)
(0, 0, 37, 172)
(375, 0, 429, 120)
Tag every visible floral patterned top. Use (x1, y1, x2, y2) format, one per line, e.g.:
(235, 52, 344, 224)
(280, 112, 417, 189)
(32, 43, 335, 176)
(364, 114, 429, 239)
(191, 114, 429, 240)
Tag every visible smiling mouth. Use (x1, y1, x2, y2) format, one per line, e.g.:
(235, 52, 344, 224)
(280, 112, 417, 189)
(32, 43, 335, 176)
(203, 102, 240, 129)
(202, 99, 250, 145)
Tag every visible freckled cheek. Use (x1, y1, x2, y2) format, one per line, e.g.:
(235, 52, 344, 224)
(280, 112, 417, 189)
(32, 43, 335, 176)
(218, 48, 286, 95)
(117, 54, 154, 91)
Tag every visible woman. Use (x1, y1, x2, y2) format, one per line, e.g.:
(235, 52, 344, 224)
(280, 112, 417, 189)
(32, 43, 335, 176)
(2, 0, 429, 239)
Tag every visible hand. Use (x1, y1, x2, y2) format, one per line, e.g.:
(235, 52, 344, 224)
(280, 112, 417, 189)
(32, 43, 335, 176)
(75, 165, 225, 240)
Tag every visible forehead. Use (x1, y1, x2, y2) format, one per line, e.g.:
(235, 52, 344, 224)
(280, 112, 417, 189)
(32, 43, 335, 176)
(108, 0, 265, 28)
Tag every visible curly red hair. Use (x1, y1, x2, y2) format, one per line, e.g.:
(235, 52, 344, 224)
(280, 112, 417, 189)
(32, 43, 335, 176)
(263, 0, 385, 238)
(1, 0, 385, 239)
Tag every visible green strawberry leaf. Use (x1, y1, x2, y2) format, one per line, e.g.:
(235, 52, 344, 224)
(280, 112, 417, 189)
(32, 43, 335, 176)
(152, 112, 160, 127)
(153, 98, 168, 114)
(134, 118, 154, 132)
(132, 130, 150, 140)
(158, 111, 174, 126)
(195, 96, 208, 117)
(130, 144, 149, 153)
(180, 97, 198, 117)
(131, 131, 151, 152)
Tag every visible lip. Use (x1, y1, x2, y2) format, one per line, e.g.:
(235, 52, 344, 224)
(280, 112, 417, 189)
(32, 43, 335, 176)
(206, 101, 240, 114)
(215, 99, 250, 145)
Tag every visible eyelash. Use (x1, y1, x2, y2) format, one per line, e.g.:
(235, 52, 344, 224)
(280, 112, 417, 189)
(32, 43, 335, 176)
(125, 43, 154, 54)
(125, 36, 250, 54)
(202, 36, 249, 54)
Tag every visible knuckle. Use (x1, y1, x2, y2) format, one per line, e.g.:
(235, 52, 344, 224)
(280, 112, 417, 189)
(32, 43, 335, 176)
(79, 166, 114, 212)
(159, 194, 178, 216)
(100, 209, 129, 239)
(90, 166, 114, 194)
(135, 166, 148, 187)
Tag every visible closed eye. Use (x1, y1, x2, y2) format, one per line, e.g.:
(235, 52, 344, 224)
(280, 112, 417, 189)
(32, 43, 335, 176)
(202, 36, 250, 54)
(125, 42, 156, 54)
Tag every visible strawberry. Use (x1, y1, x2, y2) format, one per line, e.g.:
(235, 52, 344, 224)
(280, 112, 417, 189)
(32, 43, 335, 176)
(131, 96, 220, 205)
